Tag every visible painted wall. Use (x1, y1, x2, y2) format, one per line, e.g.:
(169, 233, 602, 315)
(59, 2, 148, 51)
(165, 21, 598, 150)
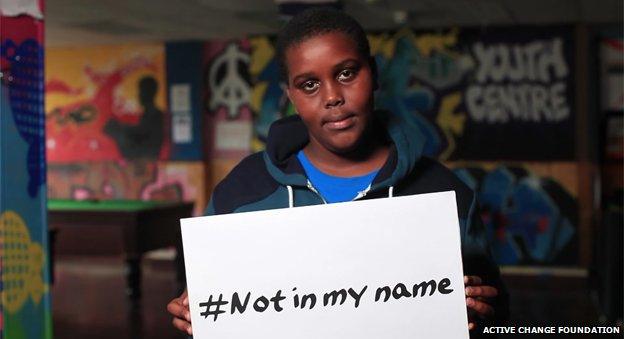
(39, 26, 583, 266)
(202, 40, 256, 190)
(1, 0, 54, 337)
(202, 27, 581, 265)
(45, 44, 206, 215)
(46, 44, 169, 162)
(166, 42, 204, 161)
(450, 162, 578, 265)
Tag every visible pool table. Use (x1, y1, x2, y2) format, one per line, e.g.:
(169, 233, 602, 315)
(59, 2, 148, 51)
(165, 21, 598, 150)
(48, 199, 194, 299)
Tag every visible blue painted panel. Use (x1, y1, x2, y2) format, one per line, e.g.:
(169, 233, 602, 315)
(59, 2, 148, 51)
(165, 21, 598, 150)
(166, 42, 204, 160)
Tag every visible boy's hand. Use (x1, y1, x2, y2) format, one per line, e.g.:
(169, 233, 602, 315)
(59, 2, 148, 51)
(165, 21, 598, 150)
(167, 290, 192, 335)
(464, 275, 498, 331)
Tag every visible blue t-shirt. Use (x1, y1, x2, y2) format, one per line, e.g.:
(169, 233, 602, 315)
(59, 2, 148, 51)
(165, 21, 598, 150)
(297, 150, 379, 203)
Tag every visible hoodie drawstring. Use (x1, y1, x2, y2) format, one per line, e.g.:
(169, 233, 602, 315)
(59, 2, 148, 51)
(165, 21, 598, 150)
(287, 185, 294, 208)
(289, 184, 393, 206)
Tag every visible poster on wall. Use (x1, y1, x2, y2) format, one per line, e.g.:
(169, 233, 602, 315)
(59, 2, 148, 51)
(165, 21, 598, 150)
(45, 44, 169, 162)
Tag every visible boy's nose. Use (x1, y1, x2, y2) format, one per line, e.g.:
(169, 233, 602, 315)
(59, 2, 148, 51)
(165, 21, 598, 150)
(323, 84, 345, 109)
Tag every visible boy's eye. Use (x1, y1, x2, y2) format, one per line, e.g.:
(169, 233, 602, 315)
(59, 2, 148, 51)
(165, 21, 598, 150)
(300, 80, 319, 93)
(337, 68, 357, 82)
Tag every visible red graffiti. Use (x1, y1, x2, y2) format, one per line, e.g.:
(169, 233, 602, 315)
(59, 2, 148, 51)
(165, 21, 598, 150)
(46, 57, 158, 162)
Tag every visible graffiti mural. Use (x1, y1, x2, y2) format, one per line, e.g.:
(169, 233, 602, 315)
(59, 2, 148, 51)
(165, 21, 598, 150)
(204, 41, 254, 158)
(103, 76, 165, 159)
(249, 36, 294, 150)
(1, 1, 53, 337)
(453, 164, 577, 265)
(45, 44, 169, 162)
(372, 29, 463, 158)
(371, 27, 575, 161)
(45, 44, 205, 219)
(207, 44, 252, 120)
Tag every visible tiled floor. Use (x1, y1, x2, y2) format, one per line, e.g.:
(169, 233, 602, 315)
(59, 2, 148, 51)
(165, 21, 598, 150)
(51, 256, 621, 338)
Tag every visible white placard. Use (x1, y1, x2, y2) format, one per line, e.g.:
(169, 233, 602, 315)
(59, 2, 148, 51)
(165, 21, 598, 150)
(181, 191, 469, 339)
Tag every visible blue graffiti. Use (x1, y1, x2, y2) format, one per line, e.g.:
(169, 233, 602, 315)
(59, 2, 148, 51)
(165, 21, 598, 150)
(1, 39, 46, 198)
(375, 36, 442, 157)
(253, 58, 289, 142)
(455, 166, 576, 265)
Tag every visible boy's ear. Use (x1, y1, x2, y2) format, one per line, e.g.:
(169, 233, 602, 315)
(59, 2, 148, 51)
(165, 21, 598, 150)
(369, 56, 379, 91)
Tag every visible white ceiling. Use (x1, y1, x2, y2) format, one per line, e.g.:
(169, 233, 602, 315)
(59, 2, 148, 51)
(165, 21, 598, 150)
(45, 0, 623, 46)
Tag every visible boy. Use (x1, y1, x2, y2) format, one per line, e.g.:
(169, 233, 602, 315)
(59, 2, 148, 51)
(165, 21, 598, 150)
(168, 7, 508, 337)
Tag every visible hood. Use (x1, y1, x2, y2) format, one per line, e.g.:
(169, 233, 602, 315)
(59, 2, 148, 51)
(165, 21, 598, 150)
(263, 110, 426, 191)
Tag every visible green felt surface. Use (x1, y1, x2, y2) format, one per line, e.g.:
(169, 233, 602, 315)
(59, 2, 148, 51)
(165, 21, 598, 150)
(48, 199, 164, 212)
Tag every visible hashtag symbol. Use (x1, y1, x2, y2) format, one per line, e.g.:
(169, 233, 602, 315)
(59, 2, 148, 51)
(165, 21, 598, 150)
(199, 294, 229, 322)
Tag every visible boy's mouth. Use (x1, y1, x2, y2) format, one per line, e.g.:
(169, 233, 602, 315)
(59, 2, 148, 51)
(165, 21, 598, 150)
(324, 113, 356, 130)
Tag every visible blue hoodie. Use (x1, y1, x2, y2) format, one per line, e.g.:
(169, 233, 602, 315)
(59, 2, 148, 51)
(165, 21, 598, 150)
(205, 111, 509, 330)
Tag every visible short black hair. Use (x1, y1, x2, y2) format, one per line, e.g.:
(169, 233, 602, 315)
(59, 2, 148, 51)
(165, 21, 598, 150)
(275, 7, 371, 84)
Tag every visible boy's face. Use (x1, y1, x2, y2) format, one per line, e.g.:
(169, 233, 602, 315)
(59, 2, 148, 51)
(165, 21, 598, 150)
(285, 32, 375, 154)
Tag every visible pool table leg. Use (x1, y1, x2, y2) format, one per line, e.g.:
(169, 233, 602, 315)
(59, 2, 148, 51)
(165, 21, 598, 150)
(125, 257, 141, 300)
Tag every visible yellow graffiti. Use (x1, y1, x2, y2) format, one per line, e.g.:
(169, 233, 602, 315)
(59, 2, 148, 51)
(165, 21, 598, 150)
(436, 92, 466, 160)
(249, 37, 274, 76)
(1, 210, 48, 313)
(368, 33, 396, 60)
(249, 37, 275, 113)
(369, 28, 460, 59)
(250, 82, 268, 115)
(413, 28, 459, 57)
